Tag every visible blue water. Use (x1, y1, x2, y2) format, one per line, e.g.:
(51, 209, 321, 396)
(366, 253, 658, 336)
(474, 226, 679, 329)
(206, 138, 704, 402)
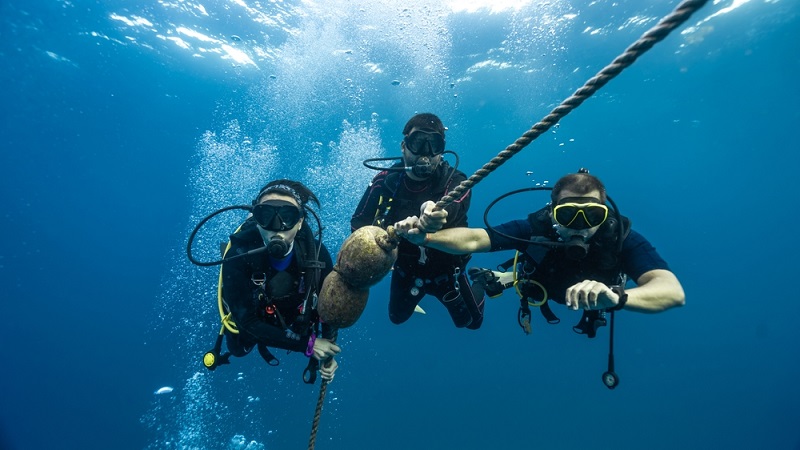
(1, 1, 798, 449)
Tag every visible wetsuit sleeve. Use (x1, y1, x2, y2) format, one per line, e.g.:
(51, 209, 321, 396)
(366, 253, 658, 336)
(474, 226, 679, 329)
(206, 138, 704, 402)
(486, 219, 533, 252)
(221, 244, 307, 353)
(620, 229, 670, 282)
(350, 172, 388, 231)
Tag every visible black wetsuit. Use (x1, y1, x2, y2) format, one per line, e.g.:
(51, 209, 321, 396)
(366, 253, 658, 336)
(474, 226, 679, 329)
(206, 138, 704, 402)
(221, 219, 333, 356)
(351, 162, 485, 329)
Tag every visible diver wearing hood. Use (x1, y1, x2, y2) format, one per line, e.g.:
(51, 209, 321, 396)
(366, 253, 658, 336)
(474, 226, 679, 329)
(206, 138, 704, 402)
(219, 179, 341, 382)
(351, 113, 485, 330)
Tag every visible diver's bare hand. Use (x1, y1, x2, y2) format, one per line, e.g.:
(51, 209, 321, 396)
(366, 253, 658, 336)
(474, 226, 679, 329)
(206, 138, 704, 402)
(417, 201, 447, 232)
(312, 338, 341, 360)
(393, 217, 427, 246)
(319, 357, 338, 382)
(565, 280, 620, 310)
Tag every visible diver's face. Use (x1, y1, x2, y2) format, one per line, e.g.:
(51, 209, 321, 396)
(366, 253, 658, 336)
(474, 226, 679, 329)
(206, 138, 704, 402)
(551, 188, 604, 241)
(402, 126, 443, 180)
(255, 193, 304, 244)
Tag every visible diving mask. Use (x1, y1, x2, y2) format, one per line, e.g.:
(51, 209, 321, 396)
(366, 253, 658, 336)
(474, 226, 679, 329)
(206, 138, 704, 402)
(553, 198, 608, 230)
(403, 129, 445, 156)
(253, 200, 302, 231)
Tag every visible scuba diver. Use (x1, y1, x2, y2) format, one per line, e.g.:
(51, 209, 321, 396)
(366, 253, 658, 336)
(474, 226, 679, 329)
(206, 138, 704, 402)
(188, 179, 340, 383)
(393, 169, 685, 388)
(351, 113, 485, 329)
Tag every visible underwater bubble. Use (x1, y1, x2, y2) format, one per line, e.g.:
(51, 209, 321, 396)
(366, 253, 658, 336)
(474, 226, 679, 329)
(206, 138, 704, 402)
(391, 80, 400, 86)
(231, 35, 241, 42)
(154, 386, 174, 395)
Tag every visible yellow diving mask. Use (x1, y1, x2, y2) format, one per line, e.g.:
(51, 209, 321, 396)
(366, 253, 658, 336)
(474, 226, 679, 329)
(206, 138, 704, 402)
(553, 197, 609, 230)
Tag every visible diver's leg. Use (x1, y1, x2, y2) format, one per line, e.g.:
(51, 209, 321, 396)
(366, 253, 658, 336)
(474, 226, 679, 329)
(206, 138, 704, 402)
(461, 270, 485, 330)
(435, 276, 473, 328)
(225, 330, 255, 357)
(388, 269, 423, 324)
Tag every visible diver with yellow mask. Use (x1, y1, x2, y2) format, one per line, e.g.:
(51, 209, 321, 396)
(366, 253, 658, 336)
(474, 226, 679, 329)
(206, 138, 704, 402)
(393, 169, 685, 389)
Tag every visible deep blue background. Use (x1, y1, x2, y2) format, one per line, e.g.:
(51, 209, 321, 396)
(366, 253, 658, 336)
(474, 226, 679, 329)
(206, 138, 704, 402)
(1, 1, 798, 449)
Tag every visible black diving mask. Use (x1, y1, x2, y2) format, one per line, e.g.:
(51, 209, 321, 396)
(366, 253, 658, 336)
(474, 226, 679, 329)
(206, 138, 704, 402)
(253, 200, 302, 231)
(403, 129, 445, 156)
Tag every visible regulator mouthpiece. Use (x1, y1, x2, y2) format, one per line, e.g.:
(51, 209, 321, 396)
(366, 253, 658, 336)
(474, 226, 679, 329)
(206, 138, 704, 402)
(564, 234, 589, 260)
(408, 157, 435, 178)
(267, 236, 290, 258)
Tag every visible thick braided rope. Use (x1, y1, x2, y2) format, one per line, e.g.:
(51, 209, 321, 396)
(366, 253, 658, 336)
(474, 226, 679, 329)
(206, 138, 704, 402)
(435, 0, 709, 210)
(307, 329, 338, 450)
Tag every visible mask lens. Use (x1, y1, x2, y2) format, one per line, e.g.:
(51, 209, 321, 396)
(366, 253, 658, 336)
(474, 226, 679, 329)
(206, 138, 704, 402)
(253, 201, 301, 231)
(554, 203, 608, 230)
(404, 130, 445, 156)
(583, 205, 608, 227)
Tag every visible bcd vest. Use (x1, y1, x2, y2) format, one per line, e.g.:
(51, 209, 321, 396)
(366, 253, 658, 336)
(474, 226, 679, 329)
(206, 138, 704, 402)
(514, 206, 631, 337)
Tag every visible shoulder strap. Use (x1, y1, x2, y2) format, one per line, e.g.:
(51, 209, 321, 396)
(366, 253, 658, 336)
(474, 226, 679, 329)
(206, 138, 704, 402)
(384, 169, 402, 196)
(592, 214, 631, 255)
(292, 222, 325, 329)
(228, 218, 261, 249)
(294, 222, 325, 274)
(523, 207, 557, 265)
(370, 169, 403, 228)
(432, 161, 456, 196)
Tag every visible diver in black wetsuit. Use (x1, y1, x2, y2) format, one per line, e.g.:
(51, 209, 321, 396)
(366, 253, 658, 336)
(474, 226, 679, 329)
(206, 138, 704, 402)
(221, 180, 340, 381)
(351, 113, 485, 329)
